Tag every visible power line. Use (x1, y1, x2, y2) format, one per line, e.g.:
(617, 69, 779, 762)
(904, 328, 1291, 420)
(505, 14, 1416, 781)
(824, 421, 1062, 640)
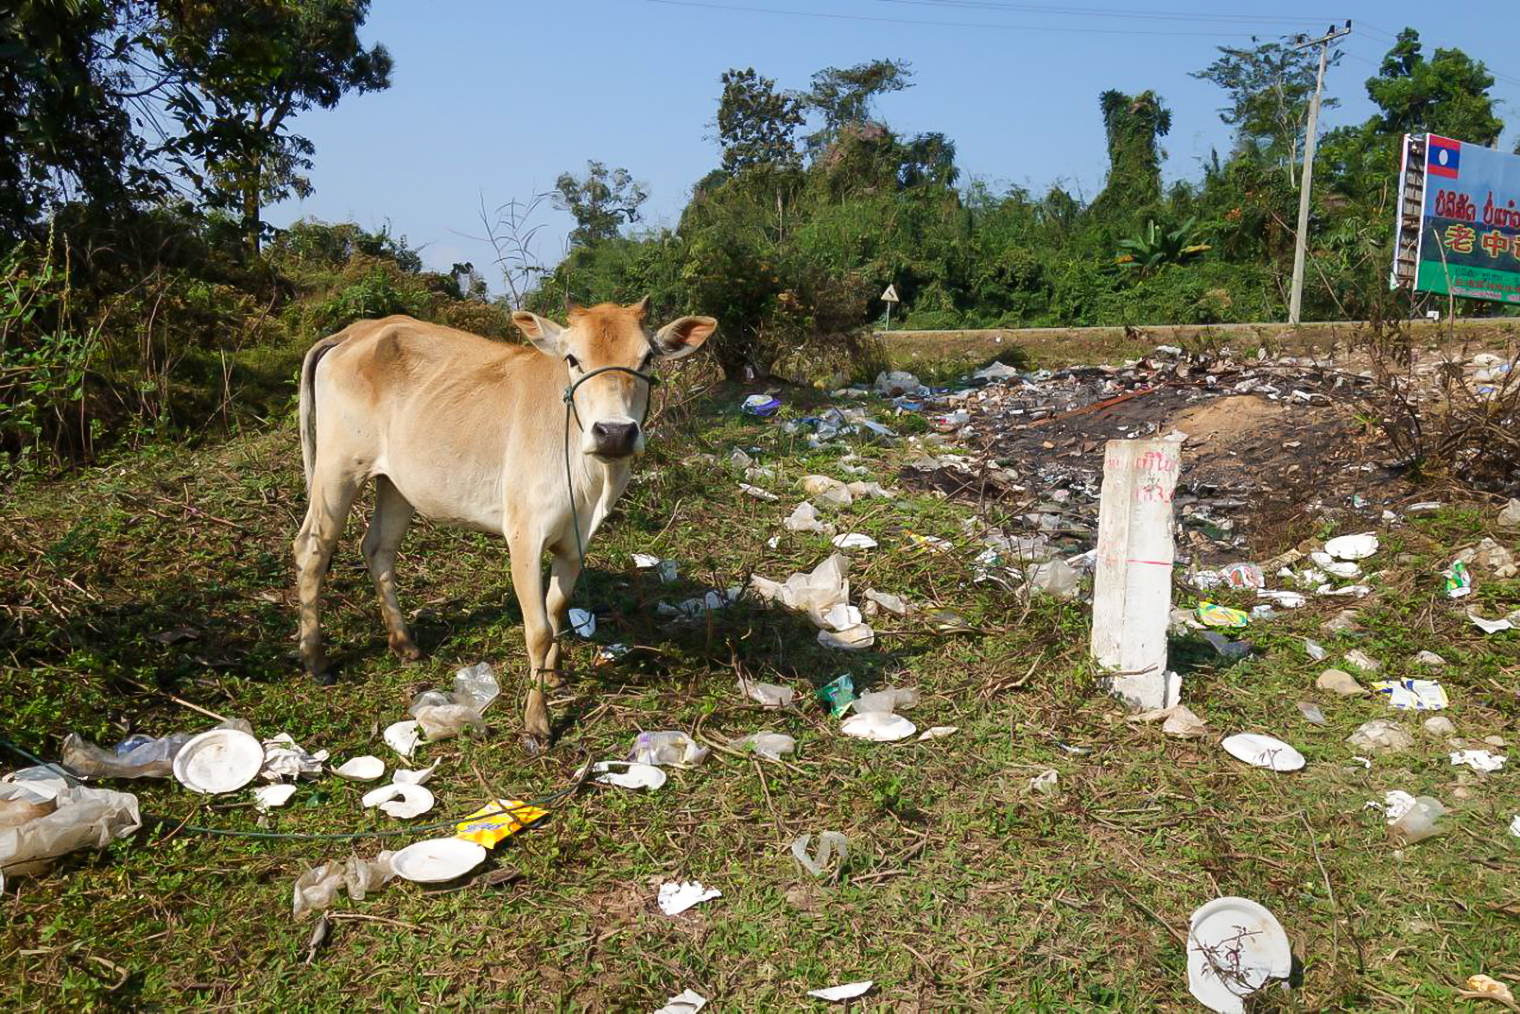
(877, 0, 1332, 28)
(644, 0, 1297, 37)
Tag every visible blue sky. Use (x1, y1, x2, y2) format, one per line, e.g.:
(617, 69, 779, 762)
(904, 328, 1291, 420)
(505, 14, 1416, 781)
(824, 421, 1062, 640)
(267, 0, 1520, 285)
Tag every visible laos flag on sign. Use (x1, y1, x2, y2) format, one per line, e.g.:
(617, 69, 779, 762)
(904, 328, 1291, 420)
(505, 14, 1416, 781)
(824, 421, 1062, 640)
(1428, 135, 1461, 178)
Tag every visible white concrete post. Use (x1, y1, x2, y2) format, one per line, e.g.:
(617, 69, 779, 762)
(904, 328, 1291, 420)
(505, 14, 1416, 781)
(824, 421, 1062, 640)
(1091, 438, 1182, 710)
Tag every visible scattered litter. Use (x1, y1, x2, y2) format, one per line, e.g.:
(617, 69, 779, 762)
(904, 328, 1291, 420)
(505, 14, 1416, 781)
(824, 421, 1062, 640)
(455, 799, 548, 847)
(568, 608, 596, 638)
(1369, 790, 1418, 823)
(583, 761, 667, 790)
(737, 676, 795, 708)
(816, 674, 856, 716)
(453, 662, 501, 713)
(1317, 669, 1365, 696)
(331, 756, 385, 782)
(260, 733, 328, 782)
(1451, 749, 1506, 773)
(1029, 769, 1059, 795)
(1511, 816, 1520, 838)
(653, 988, 708, 1014)
(1324, 532, 1379, 561)
(917, 726, 958, 741)
(383, 721, 421, 759)
(292, 863, 345, 918)
(1342, 649, 1382, 672)
(1203, 631, 1252, 660)
(1310, 551, 1361, 578)
(658, 880, 721, 916)
(1258, 589, 1306, 609)
(254, 783, 298, 812)
(733, 732, 796, 760)
(1413, 650, 1446, 667)
(1197, 602, 1249, 628)
(414, 704, 486, 742)
(840, 712, 916, 742)
(1297, 702, 1326, 726)
(1348, 719, 1414, 753)
(61, 732, 192, 780)
(1186, 896, 1293, 1014)
(1390, 796, 1447, 843)
(862, 589, 909, 616)
(1469, 610, 1520, 634)
(1372, 679, 1448, 711)
(808, 981, 874, 1002)
(784, 502, 837, 535)
(658, 588, 741, 621)
(1405, 501, 1442, 513)
(393, 762, 438, 785)
(791, 831, 848, 877)
(0, 776, 141, 882)
(1422, 716, 1456, 737)
(1303, 638, 1327, 661)
(1322, 609, 1360, 632)
(851, 687, 918, 714)
(801, 475, 853, 507)
(740, 482, 779, 501)
(1221, 733, 1304, 772)
(741, 394, 781, 417)
(1349, 755, 1372, 769)
(874, 368, 921, 395)
(1219, 563, 1264, 589)
(1445, 560, 1473, 599)
(1459, 975, 1516, 1008)
(595, 643, 631, 664)
(1026, 557, 1081, 599)
(630, 731, 709, 768)
(1499, 499, 1520, 528)
(751, 554, 873, 648)
(634, 554, 680, 582)
(172, 728, 265, 795)
(831, 532, 877, 550)
(391, 838, 486, 883)
(1131, 704, 1208, 738)
(361, 782, 435, 819)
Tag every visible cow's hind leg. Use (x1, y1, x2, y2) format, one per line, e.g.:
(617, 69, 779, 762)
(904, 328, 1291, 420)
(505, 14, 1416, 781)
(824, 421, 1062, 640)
(294, 468, 363, 682)
(362, 475, 420, 662)
(507, 532, 554, 754)
(540, 547, 584, 688)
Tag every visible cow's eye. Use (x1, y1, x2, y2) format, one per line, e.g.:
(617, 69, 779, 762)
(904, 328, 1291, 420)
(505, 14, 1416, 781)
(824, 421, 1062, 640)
(640, 352, 654, 372)
(565, 354, 580, 370)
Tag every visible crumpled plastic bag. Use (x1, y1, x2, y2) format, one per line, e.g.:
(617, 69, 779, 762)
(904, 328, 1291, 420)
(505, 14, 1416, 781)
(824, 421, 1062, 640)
(412, 704, 487, 742)
(293, 851, 397, 918)
(737, 677, 794, 708)
(0, 777, 141, 879)
(60, 732, 193, 780)
(791, 831, 847, 877)
(733, 732, 796, 761)
(453, 662, 501, 714)
(784, 501, 836, 536)
(751, 554, 875, 648)
(1025, 558, 1080, 599)
(852, 687, 919, 714)
(260, 733, 328, 782)
(630, 731, 709, 768)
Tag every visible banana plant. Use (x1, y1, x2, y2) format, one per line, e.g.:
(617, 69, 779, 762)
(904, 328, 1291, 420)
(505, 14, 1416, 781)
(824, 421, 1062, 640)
(1115, 217, 1211, 275)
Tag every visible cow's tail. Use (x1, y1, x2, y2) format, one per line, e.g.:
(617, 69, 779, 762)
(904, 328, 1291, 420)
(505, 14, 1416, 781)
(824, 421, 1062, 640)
(299, 333, 347, 492)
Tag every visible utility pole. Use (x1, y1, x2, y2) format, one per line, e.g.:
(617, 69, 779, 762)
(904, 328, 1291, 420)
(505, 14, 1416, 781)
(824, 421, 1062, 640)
(1288, 21, 1351, 327)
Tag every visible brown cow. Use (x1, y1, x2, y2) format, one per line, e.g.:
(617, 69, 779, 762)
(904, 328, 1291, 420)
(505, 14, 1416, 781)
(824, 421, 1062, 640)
(293, 300, 715, 751)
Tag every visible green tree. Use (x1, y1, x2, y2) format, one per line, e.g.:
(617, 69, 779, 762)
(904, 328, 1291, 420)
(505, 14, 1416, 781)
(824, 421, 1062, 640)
(0, 0, 158, 238)
(1365, 28, 1503, 144)
(155, 0, 393, 254)
(1092, 89, 1172, 218)
(1192, 39, 1340, 177)
(716, 67, 804, 173)
(803, 58, 912, 152)
(553, 161, 649, 247)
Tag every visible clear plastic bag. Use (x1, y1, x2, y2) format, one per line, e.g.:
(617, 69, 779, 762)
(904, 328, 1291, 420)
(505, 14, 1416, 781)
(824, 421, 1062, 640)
(60, 732, 193, 779)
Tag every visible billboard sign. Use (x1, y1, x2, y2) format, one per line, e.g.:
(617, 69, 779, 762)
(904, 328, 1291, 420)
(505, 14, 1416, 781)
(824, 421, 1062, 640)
(1392, 133, 1520, 305)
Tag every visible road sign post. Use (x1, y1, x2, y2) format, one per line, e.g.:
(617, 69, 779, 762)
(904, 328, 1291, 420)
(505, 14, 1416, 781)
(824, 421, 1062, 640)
(880, 284, 899, 330)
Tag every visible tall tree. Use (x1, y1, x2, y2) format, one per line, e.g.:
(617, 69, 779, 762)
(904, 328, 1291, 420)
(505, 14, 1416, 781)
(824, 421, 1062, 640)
(804, 58, 912, 152)
(553, 161, 648, 247)
(0, 0, 157, 238)
(716, 67, 804, 174)
(1365, 28, 1502, 145)
(1192, 39, 1340, 178)
(1092, 89, 1172, 216)
(155, 0, 392, 254)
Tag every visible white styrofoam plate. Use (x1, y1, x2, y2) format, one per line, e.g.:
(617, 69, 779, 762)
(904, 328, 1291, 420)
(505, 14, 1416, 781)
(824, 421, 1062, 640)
(588, 761, 667, 790)
(390, 837, 487, 883)
(1221, 733, 1305, 772)
(1187, 896, 1293, 1013)
(840, 712, 916, 742)
(331, 755, 385, 781)
(172, 729, 264, 795)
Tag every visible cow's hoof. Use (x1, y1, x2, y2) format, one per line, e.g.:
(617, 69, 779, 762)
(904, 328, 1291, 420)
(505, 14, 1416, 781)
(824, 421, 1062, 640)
(518, 732, 546, 758)
(311, 668, 337, 687)
(389, 637, 423, 663)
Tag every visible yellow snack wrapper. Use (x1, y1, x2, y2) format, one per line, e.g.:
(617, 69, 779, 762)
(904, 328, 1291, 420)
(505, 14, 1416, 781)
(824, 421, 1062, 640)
(455, 799, 548, 848)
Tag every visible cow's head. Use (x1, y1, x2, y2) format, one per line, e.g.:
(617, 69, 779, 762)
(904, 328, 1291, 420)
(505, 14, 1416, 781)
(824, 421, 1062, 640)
(512, 298, 715, 460)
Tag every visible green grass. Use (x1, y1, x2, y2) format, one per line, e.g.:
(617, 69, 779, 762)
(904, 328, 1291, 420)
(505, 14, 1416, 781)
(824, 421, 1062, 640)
(2, 378, 1519, 1011)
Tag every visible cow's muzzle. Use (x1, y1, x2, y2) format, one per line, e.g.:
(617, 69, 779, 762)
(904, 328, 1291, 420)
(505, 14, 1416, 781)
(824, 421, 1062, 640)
(588, 420, 640, 458)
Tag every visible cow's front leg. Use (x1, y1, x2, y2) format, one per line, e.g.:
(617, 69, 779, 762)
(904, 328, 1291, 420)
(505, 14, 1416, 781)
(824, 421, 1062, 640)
(541, 548, 584, 689)
(507, 532, 553, 754)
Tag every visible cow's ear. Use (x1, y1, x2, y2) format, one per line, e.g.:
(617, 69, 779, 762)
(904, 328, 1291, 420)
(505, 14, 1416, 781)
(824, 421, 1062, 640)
(512, 311, 565, 356)
(653, 316, 716, 359)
